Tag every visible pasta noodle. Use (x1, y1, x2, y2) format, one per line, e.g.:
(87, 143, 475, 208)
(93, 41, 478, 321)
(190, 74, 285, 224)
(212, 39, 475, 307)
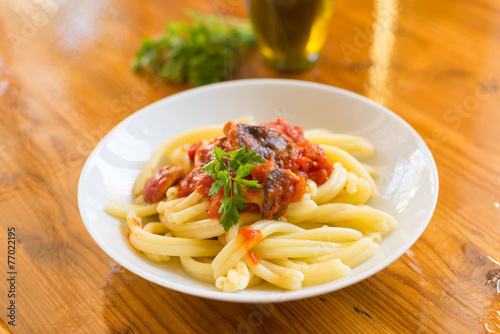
(106, 118, 397, 292)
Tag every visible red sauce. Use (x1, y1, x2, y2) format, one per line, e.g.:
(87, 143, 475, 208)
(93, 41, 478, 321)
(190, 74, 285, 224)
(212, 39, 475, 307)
(221, 118, 333, 219)
(239, 227, 264, 260)
(292, 141, 332, 185)
(187, 140, 203, 161)
(249, 160, 277, 183)
(129, 217, 140, 227)
(177, 166, 214, 198)
(263, 118, 305, 143)
(206, 191, 224, 219)
(143, 166, 184, 203)
(164, 118, 333, 221)
(187, 137, 225, 165)
(244, 203, 261, 214)
(247, 251, 262, 265)
(224, 118, 333, 186)
(239, 226, 263, 242)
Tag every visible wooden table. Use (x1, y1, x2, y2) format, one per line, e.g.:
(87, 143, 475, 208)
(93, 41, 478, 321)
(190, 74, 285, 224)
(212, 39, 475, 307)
(1, 0, 499, 333)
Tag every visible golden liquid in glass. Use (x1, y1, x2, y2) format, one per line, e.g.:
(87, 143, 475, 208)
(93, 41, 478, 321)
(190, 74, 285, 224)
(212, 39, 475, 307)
(248, 0, 334, 72)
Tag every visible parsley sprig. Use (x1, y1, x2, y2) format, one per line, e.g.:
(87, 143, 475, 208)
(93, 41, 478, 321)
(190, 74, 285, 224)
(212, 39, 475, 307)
(202, 146, 265, 231)
(133, 12, 256, 86)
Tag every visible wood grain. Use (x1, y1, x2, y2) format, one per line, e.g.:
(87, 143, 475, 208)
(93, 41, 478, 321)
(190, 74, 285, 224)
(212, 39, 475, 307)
(0, 0, 499, 333)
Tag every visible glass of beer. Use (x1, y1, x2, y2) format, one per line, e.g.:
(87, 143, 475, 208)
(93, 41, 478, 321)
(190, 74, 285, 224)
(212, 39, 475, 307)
(248, 0, 335, 72)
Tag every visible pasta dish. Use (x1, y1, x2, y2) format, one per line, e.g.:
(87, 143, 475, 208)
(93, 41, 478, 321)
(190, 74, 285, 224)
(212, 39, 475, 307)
(106, 117, 397, 292)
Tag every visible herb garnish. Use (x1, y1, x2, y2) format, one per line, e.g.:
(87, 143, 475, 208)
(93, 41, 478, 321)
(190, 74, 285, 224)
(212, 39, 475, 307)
(202, 146, 265, 231)
(133, 12, 256, 87)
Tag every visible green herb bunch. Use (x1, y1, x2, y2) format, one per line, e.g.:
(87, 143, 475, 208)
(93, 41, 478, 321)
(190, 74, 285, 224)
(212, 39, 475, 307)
(202, 146, 265, 231)
(133, 12, 256, 86)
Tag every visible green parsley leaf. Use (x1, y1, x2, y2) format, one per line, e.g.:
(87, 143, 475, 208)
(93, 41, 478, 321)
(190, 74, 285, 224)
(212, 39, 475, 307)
(201, 159, 217, 177)
(231, 161, 246, 175)
(235, 163, 254, 179)
(217, 170, 229, 182)
(224, 181, 232, 198)
(232, 196, 249, 211)
(209, 180, 225, 196)
(234, 182, 244, 197)
(228, 146, 247, 160)
(219, 198, 239, 231)
(237, 178, 262, 190)
(203, 145, 265, 231)
(242, 154, 266, 165)
(133, 12, 256, 86)
(213, 146, 226, 160)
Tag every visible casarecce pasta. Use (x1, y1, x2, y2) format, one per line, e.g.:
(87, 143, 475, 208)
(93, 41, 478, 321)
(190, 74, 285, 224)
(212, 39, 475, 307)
(106, 117, 397, 292)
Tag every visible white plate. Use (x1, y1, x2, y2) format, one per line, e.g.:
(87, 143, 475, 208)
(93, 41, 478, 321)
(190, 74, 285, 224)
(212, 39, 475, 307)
(78, 79, 438, 303)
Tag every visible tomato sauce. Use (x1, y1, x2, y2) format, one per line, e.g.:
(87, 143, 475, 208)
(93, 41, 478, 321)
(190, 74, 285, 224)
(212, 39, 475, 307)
(143, 166, 184, 203)
(247, 251, 262, 265)
(263, 118, 305, 143)
(223, 118, 332, 186)
(206, 191, 224, 219)
(239, 226, 263, 242)
(177, 166, 214, 198)
(238, 227, 264, 260)
(159, 118, 333, 221)
(187, 140, 203, 161)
